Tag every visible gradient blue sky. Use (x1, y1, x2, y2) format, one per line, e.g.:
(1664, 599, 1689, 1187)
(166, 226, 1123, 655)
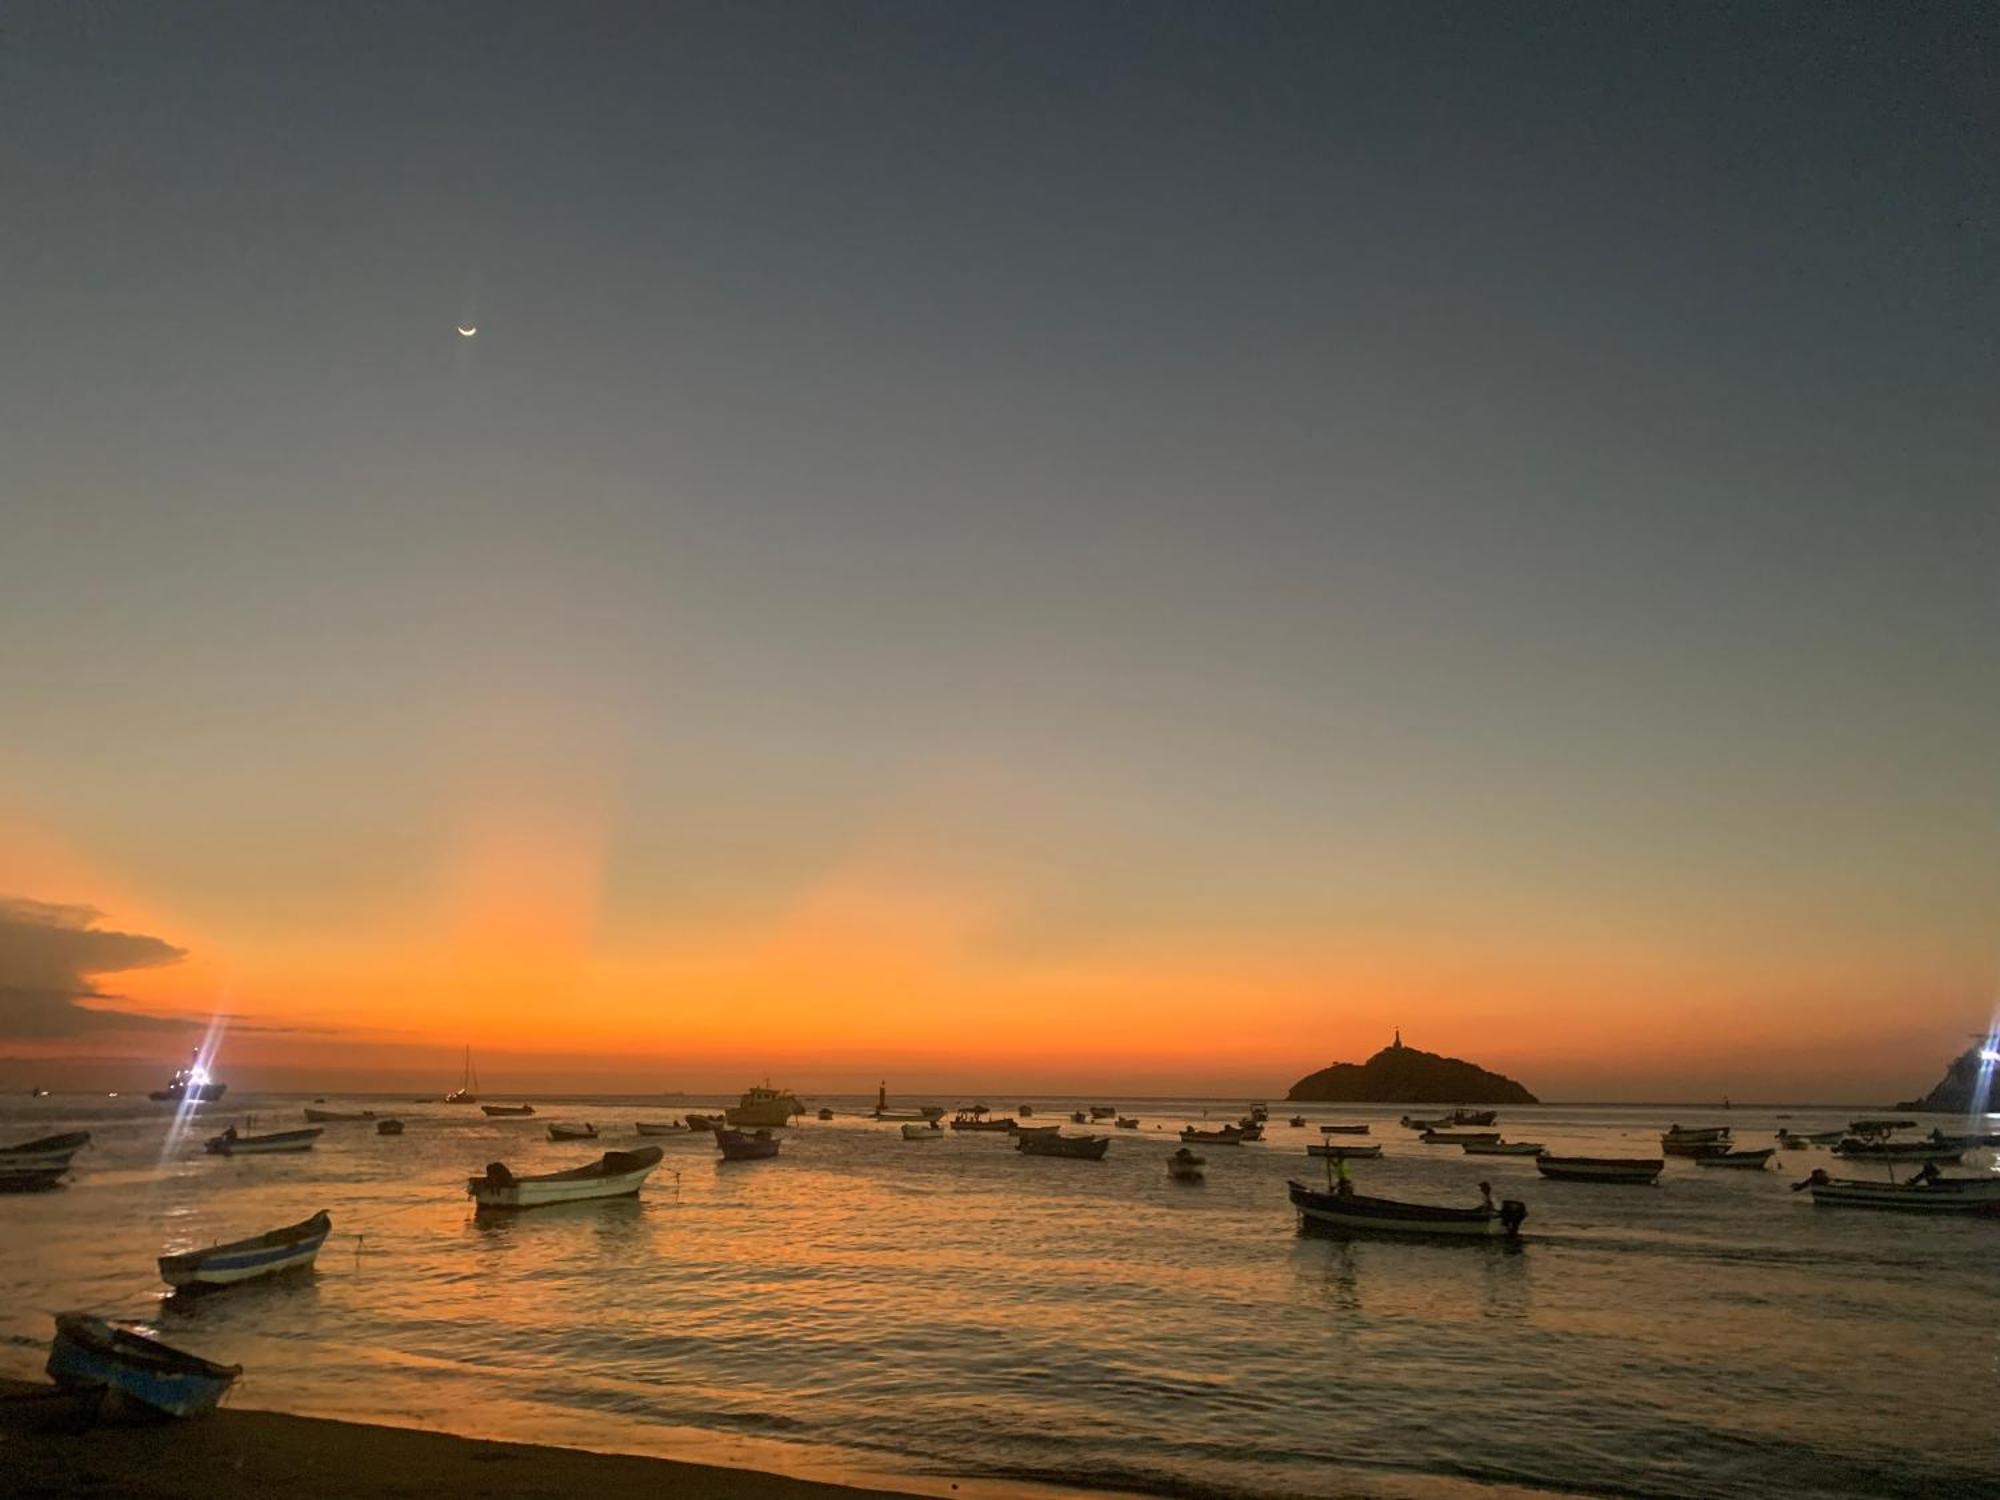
(2, 4, 1994, 1099)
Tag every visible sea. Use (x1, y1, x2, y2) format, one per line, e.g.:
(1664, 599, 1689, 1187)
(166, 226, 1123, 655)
(2, 1093, 1995, 1499)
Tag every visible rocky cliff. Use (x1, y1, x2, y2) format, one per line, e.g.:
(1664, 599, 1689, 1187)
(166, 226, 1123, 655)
(1895, 1045, 1992, 1114)
(1285, 1038, 1538, 1104)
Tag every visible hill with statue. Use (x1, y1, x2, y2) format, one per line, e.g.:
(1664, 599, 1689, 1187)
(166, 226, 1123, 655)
(1285, 1035, 1539, 1105)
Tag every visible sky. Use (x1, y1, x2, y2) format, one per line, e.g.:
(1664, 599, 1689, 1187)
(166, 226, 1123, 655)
(1, 3, 1994, 1101)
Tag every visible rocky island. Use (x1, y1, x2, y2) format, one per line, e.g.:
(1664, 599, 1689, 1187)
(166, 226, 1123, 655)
(1895, 1042, 1995, 1114)
(1286, 1034, 1539, 1105)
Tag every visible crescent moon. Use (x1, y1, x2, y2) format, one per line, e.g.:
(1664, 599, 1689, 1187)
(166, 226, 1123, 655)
(457, 326, 478, 337)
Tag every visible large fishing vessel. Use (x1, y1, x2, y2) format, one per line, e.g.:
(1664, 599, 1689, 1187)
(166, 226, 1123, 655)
(146, 1050, 227, 1103)
(725, 1082, 804, 1127)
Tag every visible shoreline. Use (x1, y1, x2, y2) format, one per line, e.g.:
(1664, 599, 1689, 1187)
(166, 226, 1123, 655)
(0, 1379, 1130, 1500)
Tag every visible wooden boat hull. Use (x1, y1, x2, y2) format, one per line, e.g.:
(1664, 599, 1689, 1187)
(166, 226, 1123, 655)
(949, 1118, 1019, 1131)
(1288, 1181, 1525, 1238)
(1307, 1143, 1383, 1159)
(1462, 1142, 1546, 1156)
(1805, 1177, 2000, 1214)
(1319, 1124, 1371, 1135)
(1181, 1128, 1244, 1144)
(0, 1131, 90, 1186)
(205, 1127, 322, 1155)
(1015, 1133, 1109, 1159)
(301, 1108, 374, 1123)
(159, 1210, 333, 1290)
(482, 1104, 536, 1117)
(900, 1122, 942, 1139)
(0, 1167, 72, 1192)
(1420, 1131, 1500, 1145)
(547, 1125, 599, 1141)
(1836, 1142, 1964, 1163)
(1536, 1155, 1663, 1184)
(47, 1314, 241, 1418)
(1696, 1149, 1775, 1169)
(468, 1147, 663, 1209)
(716, 1129, 781, 1160)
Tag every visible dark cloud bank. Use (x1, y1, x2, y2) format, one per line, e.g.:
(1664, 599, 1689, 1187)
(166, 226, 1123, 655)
(0, 896, 188, 1038)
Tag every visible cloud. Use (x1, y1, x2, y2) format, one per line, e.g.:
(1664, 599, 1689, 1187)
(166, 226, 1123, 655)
(0, 896, 189, 1038)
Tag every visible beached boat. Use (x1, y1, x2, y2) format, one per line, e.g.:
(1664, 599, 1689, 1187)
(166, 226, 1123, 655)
(1307, 1142, 1383, 1159)
(444, 1046, 479, 1104)
(1288, 1179, 1526, 1238)
(1181, 1126, 1244, 1144)
(1536, 1155, 1663, 1184)
(1420, 1130, 1501, 1145)
(146, 1049, 227, 1104)
(481, 1103, 536, 1117)
(1462, 1141, 1546, 1156)
(1167, 1147, 1205, 1181)
(467, 1146, 664, 1209)
(547, 1122, 599, 1141)
(901, 1121, 942, 1139)
(635, 1120, 690, 1136)
(1115, 1116, 1140, 1129)
(1792, 1167, 2000, 1214)
(204, 1126, 321, 1156)
(376, 1119, 404, 1136)
(302, 1107, 375, 1123)
(159, 1209, 333, 1290)
(0, 1131, 91, 1191)
(1319, 1124, 1371, 1136)
(717, 1127, 781, 1161)
(1834, 1138, 1963, 1163)
(1696, 1147, 1775, 1169)
(950, 1111, 1019, 1132)
(1015, 1132, 1109, 1160)
(725, 1083, 803, 1127)
(47, 1314, 242, 1417)
(1089, 1106, 1117, 1119)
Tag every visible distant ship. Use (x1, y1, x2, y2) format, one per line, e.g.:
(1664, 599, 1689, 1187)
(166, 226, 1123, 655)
(725, 1082, 804, 1127)
(444, 1046, 479, 1104)
(147, 1050, 227, 1103)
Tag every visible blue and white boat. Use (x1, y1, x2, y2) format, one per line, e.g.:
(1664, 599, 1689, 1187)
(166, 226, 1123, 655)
(46, 1314, 242, 1417)
(158, 1209, 333, 1291)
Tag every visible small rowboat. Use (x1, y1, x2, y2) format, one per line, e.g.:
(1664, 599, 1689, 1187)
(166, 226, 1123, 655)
(547, 1122, 599, 1141)
(1115, 1117, 1140, 1128)
(468, 1146, 664, 1209)
(1319, 1124, 1371, 1135)
(1167, 1147, 1205, 1181)
(1696, 1147, 1775, 1169)
(717, 1128, 780, 1161)
(1015, 1132, 1109, 1160)
(1420, 1130, 1500, 1145)
(0, 1130, 90, 1190)
(1462, 1141, 1545, 1156)
(1307, 1142, 1383, 1159)
(1536, 1155, 1664, 1184)
(481, 1104, 536, 1117)
(376, 1119, 404, 1136)
(1288, 1180, 1526, 1238)
(1089, 1106, 1118, 1119)
(301, 1107, 374, 1122)
(1181, 1126, 1244, 1144)
(1793, 1168, 2000, 1214)
(205, 1126, 321, 1155)
(159, 1209, 333, 1290)
(47, 1314, 242, 1418)
(635, 1120, 690, 1136)
(901, 1121, 942, 1139)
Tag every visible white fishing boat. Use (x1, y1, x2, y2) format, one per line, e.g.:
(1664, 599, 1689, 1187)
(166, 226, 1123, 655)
(726, 1082, 804, 1127)
(159, 1210, 333, 1290)
(901, 1121, 943, 1139)
(1794, 1167, 2000, 1214)
(204, 1126, 322, 1155)
(467, 1146, 664, 1210)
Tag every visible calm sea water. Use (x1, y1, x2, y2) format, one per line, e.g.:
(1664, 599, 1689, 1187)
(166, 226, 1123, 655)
(2, 1093, 1995, 1498)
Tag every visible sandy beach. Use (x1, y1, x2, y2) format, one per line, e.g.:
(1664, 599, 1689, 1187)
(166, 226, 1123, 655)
(0, 1379, 922, 1500)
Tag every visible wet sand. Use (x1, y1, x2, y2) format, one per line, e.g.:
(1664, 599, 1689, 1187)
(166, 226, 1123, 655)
(0, 1379, 921, 1499)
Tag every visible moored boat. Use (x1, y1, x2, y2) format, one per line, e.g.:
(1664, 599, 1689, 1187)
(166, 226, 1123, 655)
(1307, 1142, 1383, 1159)
(1319, 1124, 1371, 1135)
(1115, 1116, 1140, 1129)
(1288, 1179, 1526, 1238)
(1696, 1147, 1775, 1169)
(1834, 1138, 1963, 1163)
(1015, 1132, 1109, 1160)
(1167, 1147, 1205, 1181)
(901, 1121, 942, 1139)
(717, 1127, 781, 1161)
(1019, 1103, 1034, 1116)
(205, 1126, 321, 1155)
(481, 1103, 536, 1117)
(1661, 1124, 1732, 1157)
(1848, 1117, 1916, 1135)
(302, 1107, 375, 1122)
(725, 1083, 803, 1127)
(146, 1049, 227, 1104)
(1182, 1125, 1245, 1144)
(1792, 1167, 2000, 1214)
(1449, 1109, 1498, 1127)
(1288, 1115, 1307, 1128)
(1536, 1155, 1664, 1184)
(816, 1107, 835, 1121)
(1234, 1121, 1266, 1141)
(467, 1146, 664, 1209)
(635, 1120, 690, 1135)
(1420, 1130, 1501, 1145)
(47, 1314, 242, 1417)
(547, 1122, 599, 1141)
(1399, 1115, 1452, 1131)
(159, 1209, 333, 1290)
(0, 1131, 91, 1191)
(1089, 1105, 1117, 1119)
(1462, 1140, 1545, 1156)
(950, 1110, 1019, 1132)
(444, 1045, 479, 1104)
(376, 1119, 404, 1136)
(685, 1113, 727, 1131)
